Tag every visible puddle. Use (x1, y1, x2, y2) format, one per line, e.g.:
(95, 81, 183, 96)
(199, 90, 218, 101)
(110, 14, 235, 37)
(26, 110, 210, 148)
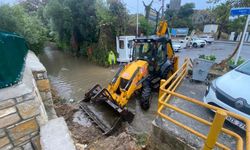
(73, 111, 92, 127)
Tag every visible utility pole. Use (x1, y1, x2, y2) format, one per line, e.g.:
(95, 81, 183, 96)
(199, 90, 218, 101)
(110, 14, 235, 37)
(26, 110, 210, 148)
(136, 0, 139, 37)
(154, 7, 162, 33)
(234, 15, 250, 65)
(161, 0, 164, 18)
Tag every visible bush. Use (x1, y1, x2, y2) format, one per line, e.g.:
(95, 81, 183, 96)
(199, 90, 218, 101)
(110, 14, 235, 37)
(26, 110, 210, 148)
(199, 54, 216, 61)
(228, 57, 245, 66)
(90, 48, 109, 67)
(0, 5, 48, 53)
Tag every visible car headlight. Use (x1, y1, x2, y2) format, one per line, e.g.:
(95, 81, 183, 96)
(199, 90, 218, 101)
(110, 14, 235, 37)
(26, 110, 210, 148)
(205, 81, 216, 96)
(205, 84, 210, 96)
(211, 81, 216, 91)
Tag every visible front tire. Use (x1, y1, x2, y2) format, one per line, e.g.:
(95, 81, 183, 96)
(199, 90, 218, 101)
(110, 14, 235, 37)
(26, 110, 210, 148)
(193, 43, 198, 48)
(140, 81, 151, 110)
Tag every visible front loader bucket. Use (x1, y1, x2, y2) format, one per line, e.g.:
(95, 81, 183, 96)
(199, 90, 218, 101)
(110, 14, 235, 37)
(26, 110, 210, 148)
(80, 84, 134, 135)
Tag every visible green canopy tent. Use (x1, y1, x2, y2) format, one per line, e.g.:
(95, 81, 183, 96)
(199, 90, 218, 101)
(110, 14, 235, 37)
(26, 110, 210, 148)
(0, 31, 28, 89)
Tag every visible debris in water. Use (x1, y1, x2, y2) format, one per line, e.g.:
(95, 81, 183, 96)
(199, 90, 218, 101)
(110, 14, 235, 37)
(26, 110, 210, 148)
(73, 111, 92, 127)
(69, 98, 75, 103)
(61, 67, 69, 71)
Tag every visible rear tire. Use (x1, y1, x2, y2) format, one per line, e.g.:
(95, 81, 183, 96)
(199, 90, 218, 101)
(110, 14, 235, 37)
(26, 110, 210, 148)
(140, 81, 151, 110)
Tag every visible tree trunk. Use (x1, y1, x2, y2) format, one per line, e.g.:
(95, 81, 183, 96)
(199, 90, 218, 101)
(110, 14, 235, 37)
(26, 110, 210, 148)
(211, 32, 243, 71)
(76, 44, 80, 57)
(217, 25, 222, 40)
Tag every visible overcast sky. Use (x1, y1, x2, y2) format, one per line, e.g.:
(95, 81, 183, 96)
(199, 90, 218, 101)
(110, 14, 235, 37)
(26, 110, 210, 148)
(123, 0, 215, 14)
(0, 0, 215, 13)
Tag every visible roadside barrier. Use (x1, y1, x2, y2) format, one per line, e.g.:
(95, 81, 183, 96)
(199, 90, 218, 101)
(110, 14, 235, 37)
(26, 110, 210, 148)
(157, 58, 250, 150)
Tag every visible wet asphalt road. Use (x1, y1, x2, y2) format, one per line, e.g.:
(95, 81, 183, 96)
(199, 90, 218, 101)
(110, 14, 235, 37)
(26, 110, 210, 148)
(176, 41, 250, 66)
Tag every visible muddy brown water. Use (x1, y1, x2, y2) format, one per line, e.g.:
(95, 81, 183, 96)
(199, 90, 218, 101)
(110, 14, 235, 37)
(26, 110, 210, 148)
(39, 46, 115, 101)
(39, 46, 158, 133)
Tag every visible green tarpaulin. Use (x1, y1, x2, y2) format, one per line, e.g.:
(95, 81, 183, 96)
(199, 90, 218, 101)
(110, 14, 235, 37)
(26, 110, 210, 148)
(0, 31, 28, 89)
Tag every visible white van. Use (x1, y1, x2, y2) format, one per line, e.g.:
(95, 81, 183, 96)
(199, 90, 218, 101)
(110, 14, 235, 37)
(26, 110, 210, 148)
(199, 35, 214, 44)
(116, 36, 135, 63)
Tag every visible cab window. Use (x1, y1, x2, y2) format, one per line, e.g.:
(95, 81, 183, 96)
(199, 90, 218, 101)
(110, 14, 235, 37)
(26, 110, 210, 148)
(119, 40, 124, 49)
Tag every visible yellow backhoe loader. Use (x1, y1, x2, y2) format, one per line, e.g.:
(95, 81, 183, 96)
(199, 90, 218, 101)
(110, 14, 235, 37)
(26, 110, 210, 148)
(80, 20, 179, 135)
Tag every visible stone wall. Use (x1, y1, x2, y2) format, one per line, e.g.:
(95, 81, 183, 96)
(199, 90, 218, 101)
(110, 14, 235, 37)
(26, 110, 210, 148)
(0, 51, 56, 150)
(26, 52, 57, 120)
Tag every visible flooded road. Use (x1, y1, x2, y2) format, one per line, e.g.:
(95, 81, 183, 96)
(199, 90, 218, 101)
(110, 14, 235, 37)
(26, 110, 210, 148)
(39, 46, 115, 101)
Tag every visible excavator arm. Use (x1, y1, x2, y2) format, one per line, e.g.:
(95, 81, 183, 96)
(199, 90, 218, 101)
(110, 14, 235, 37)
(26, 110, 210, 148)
(156, 21, 168, 37)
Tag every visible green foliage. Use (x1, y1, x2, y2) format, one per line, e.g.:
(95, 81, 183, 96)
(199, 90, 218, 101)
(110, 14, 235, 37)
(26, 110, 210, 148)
(44, 0, 73, 44)
(44, 0, 129, 64)
(107, 0, 129, 35)
(228, 57, 245, 66)
(210, 0, 248, 37)
(0, 5, 47, 53)
(44, 0, 99, 54)
(199, 54, 216, 61)
(165, 3, 195, 29)
(135, 133, 148, 146)
(139, 17, 154, 36)
(91, 48, 109, 66)
(96, 0, 113, 26)
(208, 0, 250, 7)
(228, 16, 246, 33)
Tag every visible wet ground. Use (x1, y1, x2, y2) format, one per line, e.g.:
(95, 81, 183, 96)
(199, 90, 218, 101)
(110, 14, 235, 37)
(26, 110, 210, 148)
(176, 42, 250, 66)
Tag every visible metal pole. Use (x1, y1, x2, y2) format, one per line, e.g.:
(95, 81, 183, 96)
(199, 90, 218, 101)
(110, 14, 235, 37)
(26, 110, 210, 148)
(136, 0, 139, 37)
(162, 0, 164, 18)
(234, 15, 250, 65)
(203, 110, 226, 150)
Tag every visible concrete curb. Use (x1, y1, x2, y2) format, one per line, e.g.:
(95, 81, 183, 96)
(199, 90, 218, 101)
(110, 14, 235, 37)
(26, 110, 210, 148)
(214, 40, 250, 46)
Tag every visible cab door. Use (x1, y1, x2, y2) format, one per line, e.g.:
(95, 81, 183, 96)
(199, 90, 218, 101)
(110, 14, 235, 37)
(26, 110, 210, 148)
(116, 37, 126, 62)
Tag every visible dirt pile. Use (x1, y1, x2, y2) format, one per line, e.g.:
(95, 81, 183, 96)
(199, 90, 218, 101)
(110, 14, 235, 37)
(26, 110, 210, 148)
(88, 132, 141, 150)
(54, 104, 102, 144)
(54, 103, 147, 150)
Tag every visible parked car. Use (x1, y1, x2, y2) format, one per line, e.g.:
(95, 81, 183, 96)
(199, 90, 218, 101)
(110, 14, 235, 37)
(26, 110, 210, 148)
(199, 35, 214, 44)
(190, 38, 206, 48)
(172, 42, 182, 52)
(203, 60, 250, 130)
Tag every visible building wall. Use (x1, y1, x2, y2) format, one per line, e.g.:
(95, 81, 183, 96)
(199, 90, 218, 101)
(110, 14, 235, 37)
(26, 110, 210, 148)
(169, 0, 181, 10)
(0, 51, 56, 150)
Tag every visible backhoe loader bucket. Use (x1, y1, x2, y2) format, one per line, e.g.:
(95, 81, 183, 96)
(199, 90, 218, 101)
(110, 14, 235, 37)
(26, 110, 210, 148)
(80, 84, 134, 135)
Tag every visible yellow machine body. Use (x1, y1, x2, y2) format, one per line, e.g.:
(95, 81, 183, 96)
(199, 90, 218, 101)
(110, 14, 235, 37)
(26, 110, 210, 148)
(107, 60, 148, 107)
(156, 21, 168, 37)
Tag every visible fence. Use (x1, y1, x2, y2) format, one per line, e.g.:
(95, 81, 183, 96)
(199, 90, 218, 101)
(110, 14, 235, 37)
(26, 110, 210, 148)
(157, 58, 250, 150)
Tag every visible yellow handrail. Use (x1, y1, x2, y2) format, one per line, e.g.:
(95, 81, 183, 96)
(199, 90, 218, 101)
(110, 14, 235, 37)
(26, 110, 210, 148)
(157, 58, 249, 150)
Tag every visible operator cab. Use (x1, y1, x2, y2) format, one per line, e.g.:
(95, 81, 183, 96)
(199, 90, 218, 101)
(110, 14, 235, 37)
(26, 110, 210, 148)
(132, 36, 174, 74)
